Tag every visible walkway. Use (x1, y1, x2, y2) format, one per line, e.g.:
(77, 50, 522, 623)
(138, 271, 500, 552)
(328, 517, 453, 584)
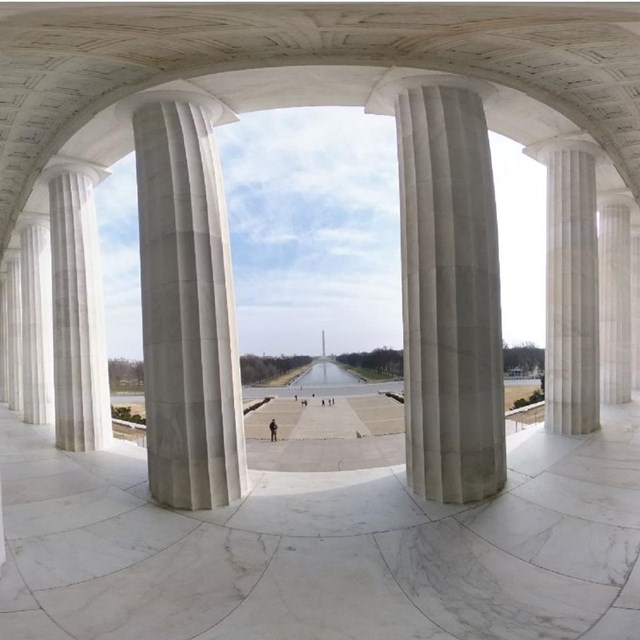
(1, 400, 640, 639)
(243, 395, 404, 440)
(243, 395, 405, 470)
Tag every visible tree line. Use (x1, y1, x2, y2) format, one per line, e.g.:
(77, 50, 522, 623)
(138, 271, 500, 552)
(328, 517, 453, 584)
(110, 355, 314, 388)
(502, 342, 545, 375)
(109, 342, 544, 391)
(240, 354, 313, 385)
(336, 343, 545, 378)
(109, 358, 144, 390)
(336, 347, 403, 377)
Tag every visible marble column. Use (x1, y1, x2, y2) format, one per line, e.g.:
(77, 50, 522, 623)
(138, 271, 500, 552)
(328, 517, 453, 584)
(120, 90, 246, 509)
(43, 163, 112, 451)
(390, 76, 505, 503)
(19, 213, 55, 424)
(530, 140, 601, 435)
(598, 194, 632, 404)
(5, 249, 22, 412)
(0, 270, 7, 403)
(0, 477, 4, 576)
(0, 272, 6, 574)
(632, 230, 640, 390)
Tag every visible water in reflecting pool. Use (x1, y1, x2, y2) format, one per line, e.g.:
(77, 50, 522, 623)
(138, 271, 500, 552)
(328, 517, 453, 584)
(293, 361, 361, 387)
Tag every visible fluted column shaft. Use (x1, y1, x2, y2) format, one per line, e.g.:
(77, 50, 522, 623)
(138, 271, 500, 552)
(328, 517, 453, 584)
(47, 166, 112, 451)
(0, 273, 7, 403)
(543, 142, 600, 434)
(6, 252, 22, 412)
(395, 82, 505, 503)
(20, 217, 55, 424)
(0, 272, 7, 574)
(632, 233, 640, 389)
(599, 197, 631, 404)
(0, 475, 4, 575)
(129, 92, 246, 509)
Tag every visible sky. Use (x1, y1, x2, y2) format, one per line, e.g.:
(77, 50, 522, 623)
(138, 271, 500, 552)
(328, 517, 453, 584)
(94, 106, 547, 360)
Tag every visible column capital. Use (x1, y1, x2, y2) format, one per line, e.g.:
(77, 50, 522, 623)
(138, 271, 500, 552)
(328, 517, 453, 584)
(41, 156, 110, 186)
(15, 212, 50, 234)
(597, 191, 637, 211)
(525, 137, 605, 165)
(366, 72, 496, 116)
(116, 89, 226, 124)
(2, 248, 20, 264)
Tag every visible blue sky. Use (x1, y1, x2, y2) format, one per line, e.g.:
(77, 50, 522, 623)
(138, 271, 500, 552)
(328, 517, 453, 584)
(95, 106, 546, 360)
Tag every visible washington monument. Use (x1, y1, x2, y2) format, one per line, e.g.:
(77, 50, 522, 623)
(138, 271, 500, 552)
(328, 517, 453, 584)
(322, 330, 326, 358)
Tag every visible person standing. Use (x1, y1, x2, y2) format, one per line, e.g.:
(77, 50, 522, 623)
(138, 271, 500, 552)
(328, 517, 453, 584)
(269, 418, 278, 442)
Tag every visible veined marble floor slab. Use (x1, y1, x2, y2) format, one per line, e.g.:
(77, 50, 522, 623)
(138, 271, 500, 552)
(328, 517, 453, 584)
(1, 400, 640, 639)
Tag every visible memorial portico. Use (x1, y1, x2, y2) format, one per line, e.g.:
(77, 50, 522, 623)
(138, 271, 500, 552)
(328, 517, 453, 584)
(3, 6, 640, 638)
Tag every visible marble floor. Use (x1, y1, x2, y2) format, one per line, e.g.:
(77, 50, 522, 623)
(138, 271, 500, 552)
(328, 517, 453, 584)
(1, 399, 640, 640)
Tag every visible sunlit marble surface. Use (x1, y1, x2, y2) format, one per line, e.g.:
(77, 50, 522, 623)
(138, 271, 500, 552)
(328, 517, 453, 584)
(2, 397, 640, 639)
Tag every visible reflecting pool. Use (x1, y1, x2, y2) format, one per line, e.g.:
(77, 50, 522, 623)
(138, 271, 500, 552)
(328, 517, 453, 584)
(293, 361, 361, 387)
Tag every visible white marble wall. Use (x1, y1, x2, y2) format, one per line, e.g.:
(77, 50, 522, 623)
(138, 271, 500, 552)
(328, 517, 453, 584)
(46, 165, 112, 451)
(0, 470, 4, 577)
(20, 215, 55, 424)
(5, 250, 22, 412)
(127, 90, 247, 509)
(598, 195, 631, 404)
(0, 272, 7, 403)
(393, 78, 505, 503)
(535, 140, 601, 435)
(632, 232, 640, 389)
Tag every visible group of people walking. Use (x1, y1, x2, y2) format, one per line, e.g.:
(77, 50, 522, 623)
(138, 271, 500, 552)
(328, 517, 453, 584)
(293, 394, 334, 406)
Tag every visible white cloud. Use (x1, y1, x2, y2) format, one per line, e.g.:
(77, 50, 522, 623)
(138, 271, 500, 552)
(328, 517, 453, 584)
(93, 108, 547, 359)
(217, 107, 400, 221)
(95, 154, 143, 359)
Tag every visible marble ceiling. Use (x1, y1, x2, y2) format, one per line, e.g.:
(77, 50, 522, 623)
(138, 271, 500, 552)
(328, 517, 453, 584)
(3, 3, 640, 249)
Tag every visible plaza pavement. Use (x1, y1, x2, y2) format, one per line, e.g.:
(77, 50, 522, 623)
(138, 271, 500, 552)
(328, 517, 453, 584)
(244, 394, 406, 471)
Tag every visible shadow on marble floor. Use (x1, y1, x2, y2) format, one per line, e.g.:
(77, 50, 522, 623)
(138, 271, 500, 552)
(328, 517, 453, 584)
(1, 398, 640, 639)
